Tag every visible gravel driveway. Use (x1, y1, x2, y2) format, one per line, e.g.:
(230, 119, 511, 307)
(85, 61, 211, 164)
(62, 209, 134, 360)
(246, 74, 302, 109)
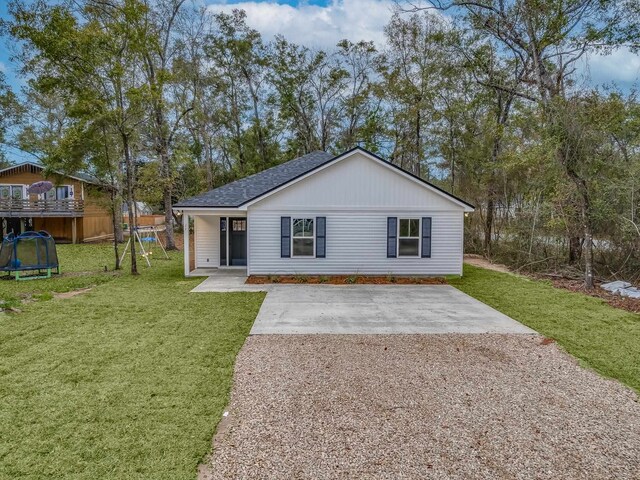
(199, 334, 640, 480)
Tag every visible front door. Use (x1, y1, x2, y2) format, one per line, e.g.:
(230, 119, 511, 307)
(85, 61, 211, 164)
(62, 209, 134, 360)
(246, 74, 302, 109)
(229, 218, 247, 266)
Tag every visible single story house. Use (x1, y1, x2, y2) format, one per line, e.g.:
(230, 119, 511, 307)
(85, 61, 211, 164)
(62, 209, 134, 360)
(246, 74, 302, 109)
(173, 147, 474, 277)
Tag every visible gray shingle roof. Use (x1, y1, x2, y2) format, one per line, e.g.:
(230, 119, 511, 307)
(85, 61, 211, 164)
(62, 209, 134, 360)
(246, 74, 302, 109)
(174, 147, 475, 210)
(174, 150, 335, 208)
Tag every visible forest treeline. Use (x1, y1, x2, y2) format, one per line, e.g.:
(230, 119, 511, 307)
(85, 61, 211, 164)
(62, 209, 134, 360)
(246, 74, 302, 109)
(0, 0, 639, 285)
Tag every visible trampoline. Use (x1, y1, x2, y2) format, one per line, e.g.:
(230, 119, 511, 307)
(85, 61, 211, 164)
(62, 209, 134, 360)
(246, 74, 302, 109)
(0, 231, 60, 280)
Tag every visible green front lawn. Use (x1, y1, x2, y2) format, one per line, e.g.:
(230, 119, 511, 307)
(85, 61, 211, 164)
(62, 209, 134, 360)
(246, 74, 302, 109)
(3, 249, 638, 479)
(450, 265, 640, 393)
(1, 243, 119, 309)
(0, 244, 264, 479)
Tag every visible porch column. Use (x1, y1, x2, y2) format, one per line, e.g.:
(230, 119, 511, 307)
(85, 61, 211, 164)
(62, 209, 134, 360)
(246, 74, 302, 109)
(183, 213, 190, 276)
(71, 217, 78, 244)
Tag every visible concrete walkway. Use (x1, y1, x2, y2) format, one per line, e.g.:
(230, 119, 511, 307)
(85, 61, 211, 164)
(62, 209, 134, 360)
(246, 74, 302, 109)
(250, 285, 534, 334)
(190, 270, 267, 292)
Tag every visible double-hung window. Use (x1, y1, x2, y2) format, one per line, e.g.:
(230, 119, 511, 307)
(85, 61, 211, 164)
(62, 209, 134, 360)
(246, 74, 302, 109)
(398, 218, 420, 257)
(292, 218, 314, 257)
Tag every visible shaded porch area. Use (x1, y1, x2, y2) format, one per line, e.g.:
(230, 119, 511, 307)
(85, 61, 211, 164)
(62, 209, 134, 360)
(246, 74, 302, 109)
(181, 210, 247, 277)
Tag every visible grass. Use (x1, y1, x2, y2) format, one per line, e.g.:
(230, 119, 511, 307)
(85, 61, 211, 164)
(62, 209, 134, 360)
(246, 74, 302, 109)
(0, 244, 119, 309)
(0, 244, 265, 479)
(450, 264, 640, 393)
(3, 249, 638, 478)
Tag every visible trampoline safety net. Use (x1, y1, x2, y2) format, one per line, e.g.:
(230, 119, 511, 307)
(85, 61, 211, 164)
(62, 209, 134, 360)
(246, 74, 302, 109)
(0, 231, 59, 274)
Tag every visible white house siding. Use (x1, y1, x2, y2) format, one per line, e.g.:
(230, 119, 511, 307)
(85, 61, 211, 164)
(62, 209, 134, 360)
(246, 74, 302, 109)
(251, 152, 458, 210)
(247, 152, 466, 276)
(247, 209, 463, 275)
(194, 215, 219, 268)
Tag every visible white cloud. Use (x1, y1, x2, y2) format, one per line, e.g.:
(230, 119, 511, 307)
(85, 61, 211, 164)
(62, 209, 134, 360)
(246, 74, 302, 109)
(206, 0, 639, 90)
(206, 0, 396, 48)
(584, 47, 640, 89)
(0, 61, 6, 73)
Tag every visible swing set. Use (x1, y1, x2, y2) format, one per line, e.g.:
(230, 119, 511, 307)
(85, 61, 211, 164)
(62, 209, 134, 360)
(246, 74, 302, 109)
(120, 225, 169, 267)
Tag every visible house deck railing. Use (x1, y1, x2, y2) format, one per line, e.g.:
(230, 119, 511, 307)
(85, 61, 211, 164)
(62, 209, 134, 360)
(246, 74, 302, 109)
(0, 198, 85, 217)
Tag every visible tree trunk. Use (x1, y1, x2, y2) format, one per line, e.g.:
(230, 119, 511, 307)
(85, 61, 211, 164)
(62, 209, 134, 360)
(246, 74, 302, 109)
(114, 195, 124, 243)
(110, 188, 121, 271)
(122, 133, 138, 275)
(484, 92, 512, 258)
(583, 223, 594, 289)
(484, 196, 494, 257)
(154, 105, 177, 251)
(568, 236, 582, 263)
(580, 192, 594, 289)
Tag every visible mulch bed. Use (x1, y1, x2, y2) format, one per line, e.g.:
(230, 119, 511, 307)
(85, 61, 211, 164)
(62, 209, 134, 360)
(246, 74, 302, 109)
(545, 277, 640, 314)
(246, 275, 447, 285)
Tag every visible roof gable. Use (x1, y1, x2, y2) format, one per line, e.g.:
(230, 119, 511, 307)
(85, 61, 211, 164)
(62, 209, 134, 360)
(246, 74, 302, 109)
(0, 162, 99, 185)
(245, 148, 474, 211)
(248, 149, 474, 211)
(174, 147, 474, 211)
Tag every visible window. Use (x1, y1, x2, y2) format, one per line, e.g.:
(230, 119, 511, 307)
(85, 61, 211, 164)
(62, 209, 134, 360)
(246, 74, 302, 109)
(0, 185, 24, 200)
(43, 186, 71, 200)
(398, 218, 420, 256)
(232, 219, 246, 232)
(292, 218, 314, 256)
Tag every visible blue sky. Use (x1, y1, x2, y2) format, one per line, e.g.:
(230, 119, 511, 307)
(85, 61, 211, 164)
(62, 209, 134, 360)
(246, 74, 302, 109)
(0, 1, 19, 89)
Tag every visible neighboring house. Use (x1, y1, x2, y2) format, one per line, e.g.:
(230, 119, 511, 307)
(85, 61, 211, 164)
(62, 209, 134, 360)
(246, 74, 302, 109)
(0, 162, 114, 243)
(173, 147, 474, 277)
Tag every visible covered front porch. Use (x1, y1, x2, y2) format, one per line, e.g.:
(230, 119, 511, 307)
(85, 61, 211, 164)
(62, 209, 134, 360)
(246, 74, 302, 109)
(181, 209, 248, 277)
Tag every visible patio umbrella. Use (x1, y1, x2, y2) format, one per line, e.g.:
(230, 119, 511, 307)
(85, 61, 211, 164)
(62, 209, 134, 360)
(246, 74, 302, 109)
(28, 181, 53, 195)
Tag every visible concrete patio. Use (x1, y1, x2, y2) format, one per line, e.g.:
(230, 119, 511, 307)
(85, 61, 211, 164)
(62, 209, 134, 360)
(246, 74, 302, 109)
(191, 273, 534, 334)
(250, 284, 534, 334)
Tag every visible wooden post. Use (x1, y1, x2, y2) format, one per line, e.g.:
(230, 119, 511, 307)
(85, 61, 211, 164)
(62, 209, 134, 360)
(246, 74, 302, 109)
(71, 217, 78, 244)
(183, 213, 190, 277)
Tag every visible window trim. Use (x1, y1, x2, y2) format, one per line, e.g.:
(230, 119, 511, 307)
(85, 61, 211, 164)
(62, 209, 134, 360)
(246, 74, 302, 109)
(0, 184, 26, 200)
(39, 184, 73, 200)
(291, 217, 316, 258)
(397, 217, 421, 258)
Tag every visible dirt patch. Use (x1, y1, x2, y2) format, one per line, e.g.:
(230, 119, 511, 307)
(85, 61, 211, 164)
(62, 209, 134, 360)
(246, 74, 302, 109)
(54, 287, 93, 300)
(544, 277, 640, 314)
(200, 334, 640, 479)
(246, 275, 447, 285)
(464, 254, 513, 274)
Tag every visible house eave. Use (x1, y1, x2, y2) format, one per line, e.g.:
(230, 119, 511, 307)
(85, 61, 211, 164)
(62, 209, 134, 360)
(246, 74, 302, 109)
(172, 205, 247, 213)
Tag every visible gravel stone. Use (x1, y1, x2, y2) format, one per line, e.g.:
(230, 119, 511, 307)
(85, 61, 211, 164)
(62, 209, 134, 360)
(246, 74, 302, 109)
(199, 334, 640, 480)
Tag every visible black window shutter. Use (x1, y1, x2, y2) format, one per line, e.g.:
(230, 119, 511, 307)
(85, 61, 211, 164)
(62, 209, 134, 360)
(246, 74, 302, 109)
(281, 216, 291, 258)
(421, 217, 432, 258)
(387, 217, 397, 258)
(316, 217, 326, 258)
